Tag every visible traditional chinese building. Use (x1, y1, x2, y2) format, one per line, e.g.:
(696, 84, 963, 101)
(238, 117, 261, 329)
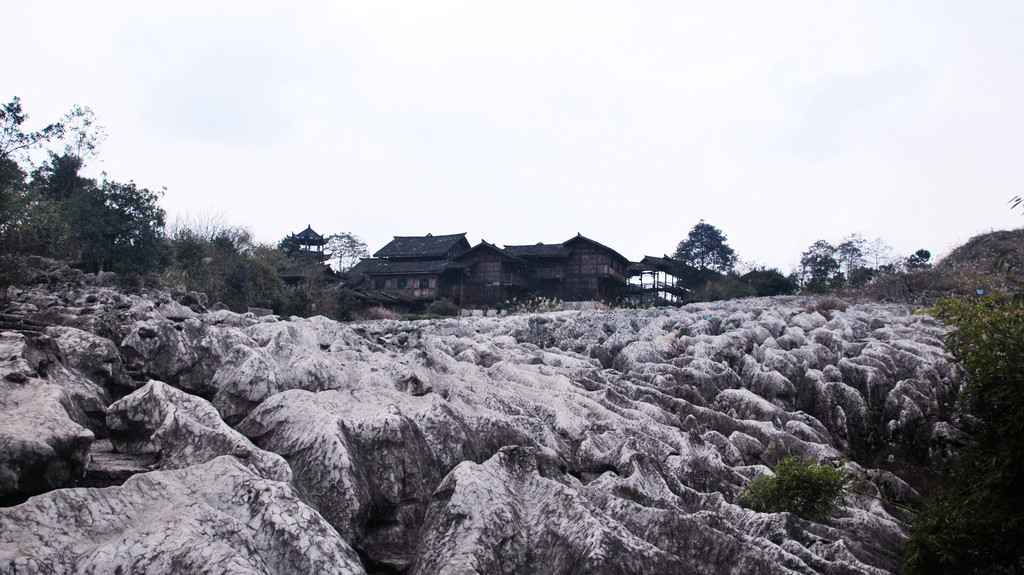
(346, 233, 471, 304)
(347, 232, 631, 308)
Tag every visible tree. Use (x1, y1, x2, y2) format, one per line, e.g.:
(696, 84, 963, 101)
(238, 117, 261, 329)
(61, 179, 168, 274)
(836, 233, 866, 278)
(57, 105, 104, 163)
(325, 232, 369, 272)
(674, 220, 737, 273)
(864, 237, 894, 270)
(0, 97, 63, 257)
(33, 153, 88, 202)
(800, 240, 841, 293)
(0, 96, 64, 162)
(906, 249, 932, 271)
(904, 295, 1024, 573)
(740, 267, 799, 296)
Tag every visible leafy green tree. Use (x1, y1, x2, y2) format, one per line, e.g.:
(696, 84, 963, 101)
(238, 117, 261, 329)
(0, 97, 63, 258)
(674, 220, 737, 273)
(904, 295, 1024, 574)
(800, 240, 842, 293)
(60, 179, 168, 274)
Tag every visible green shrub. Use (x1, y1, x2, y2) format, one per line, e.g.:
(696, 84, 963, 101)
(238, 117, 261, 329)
(425, 298, 459, 317)
(739, 457, 848, 521)
(904, 295, 1024, 574)
(0, 254, 26, 286)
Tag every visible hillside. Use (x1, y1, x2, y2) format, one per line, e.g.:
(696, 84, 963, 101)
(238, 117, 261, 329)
(894, 227, 1024, 298)
(0, 259, 964, 574)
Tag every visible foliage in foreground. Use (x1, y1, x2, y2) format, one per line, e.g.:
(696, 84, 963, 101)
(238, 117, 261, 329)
(904, 295, 1024, 574)
(738, 457, 847, 521)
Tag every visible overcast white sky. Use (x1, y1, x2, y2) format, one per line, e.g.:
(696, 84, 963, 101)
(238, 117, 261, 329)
(4, 1, 1023, 271)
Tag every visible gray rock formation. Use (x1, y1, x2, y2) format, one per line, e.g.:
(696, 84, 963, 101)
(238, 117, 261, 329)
(0, 456, 363, 574)
(229, 298, 954, 574)
(0, 332, 94, 501)
(107, 380, 291, 482)
(0, 264, 965, 574)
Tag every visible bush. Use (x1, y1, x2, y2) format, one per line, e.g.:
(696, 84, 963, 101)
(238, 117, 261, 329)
(904, 295, 1024, 574)
(739, 457, 848, 521)
(425, 298, 459, 317)
(0, 254, 26, 286)
(740, 268, 799, 296)
(353, 307, 397, 321)
(697, 275, 756, 302)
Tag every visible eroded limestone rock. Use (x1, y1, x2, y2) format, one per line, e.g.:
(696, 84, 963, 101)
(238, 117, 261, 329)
(107, 380, 290, 482)
(0, 332, 94, 501)
(0, 456, 364, 574)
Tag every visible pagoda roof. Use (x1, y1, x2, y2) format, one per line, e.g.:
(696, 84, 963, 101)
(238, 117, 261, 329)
(290, 226, 327, 245)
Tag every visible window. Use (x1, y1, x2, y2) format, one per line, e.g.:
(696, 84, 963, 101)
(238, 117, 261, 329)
(397, 278, 407, 289)
(374, 279, 385, 289)
(420, 278, 430, 289)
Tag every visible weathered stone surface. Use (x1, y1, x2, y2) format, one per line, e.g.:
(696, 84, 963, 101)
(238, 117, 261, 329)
(107, 380, 291, 482)
(413, 445, 686, 574)
(239, 387, 482, 570)
(0, 332, 94, 501)
(0, 456, 364, 574)
(231, 299, 957, 573)
(0, 262, 966, 574)
(44, 326, 131, 391)
(120, 317, 253, 397)
(211, 319, 354, 423)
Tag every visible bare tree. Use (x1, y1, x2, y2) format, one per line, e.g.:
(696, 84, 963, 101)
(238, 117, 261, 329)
(59, 105, 105, 163)
(864, 237, 895, 269)
(326, 232, 369, 272)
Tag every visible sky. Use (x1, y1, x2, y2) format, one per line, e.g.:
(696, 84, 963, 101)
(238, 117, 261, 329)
(4, 1, 1024, 272)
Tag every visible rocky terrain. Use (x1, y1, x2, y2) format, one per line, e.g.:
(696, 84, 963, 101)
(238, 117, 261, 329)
(0, 259, 963, 574)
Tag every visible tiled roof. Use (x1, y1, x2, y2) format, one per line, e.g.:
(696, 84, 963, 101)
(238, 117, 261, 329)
(458, 241, 525, 263)
(503, 243, 571, 258)
(373, 233, 469, 258)
(290, 226, 325, 243)
(347, 258, 454, 276)
(563, 233, 629, 264)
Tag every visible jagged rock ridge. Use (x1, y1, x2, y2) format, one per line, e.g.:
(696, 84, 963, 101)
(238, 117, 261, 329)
(0, 260, 962, 574)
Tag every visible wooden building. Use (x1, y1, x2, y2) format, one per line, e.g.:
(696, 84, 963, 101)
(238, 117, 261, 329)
(627, 255, 696, 304)
(346, 233, 470, 304)
(450, 241, 527, 306)
(348, 232, 631, 309)
(505, 234, 631, 302)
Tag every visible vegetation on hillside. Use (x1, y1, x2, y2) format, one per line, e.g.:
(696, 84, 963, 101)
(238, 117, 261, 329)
(0, 96, 363, 320)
